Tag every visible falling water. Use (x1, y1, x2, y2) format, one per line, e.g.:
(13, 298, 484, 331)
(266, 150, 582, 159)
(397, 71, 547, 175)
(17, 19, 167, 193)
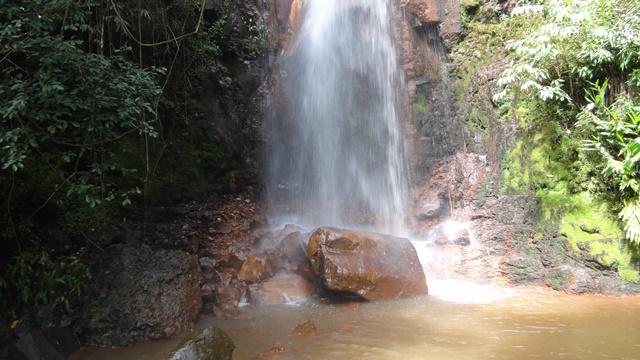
(266, 0, 408, 234)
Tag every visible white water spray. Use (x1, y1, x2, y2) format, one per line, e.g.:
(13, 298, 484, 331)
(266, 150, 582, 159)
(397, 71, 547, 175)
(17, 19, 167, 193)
(266, 0, 408, 235)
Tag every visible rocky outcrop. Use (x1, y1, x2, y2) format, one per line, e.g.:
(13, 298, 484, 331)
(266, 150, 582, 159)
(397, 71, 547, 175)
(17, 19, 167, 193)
(501, 236, 640, 295)
(397, 0, 465, 179)
(410, 151, 640, 295)
(170, 327, 234, 360)
(198, 0, 285, 182)
(83, 244, 202, 346)
(400, 0, 461, 47)
(307, 227, 428, 300)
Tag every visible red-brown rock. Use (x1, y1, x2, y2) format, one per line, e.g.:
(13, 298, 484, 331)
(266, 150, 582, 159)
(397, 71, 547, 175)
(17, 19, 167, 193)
(307, 227, 428, 300)
(291, 320, 317, 337)
(238, 255, 275, 283)
(248, 273, 316, 305)
(402, 0, 440, 24)
(280, 231, 305, 260)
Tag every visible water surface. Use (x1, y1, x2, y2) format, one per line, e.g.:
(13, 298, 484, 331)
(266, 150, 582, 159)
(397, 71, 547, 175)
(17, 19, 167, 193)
(74, 284, 640, 360)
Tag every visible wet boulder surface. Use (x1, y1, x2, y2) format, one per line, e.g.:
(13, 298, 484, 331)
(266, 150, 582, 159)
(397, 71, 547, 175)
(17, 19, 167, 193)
(170, 327, 234, 360)
(83, 244, 202, 346)
(307, 227, 428, 300)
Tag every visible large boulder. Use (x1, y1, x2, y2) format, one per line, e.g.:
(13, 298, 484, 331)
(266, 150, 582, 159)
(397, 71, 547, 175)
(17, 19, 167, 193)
(84, 244, 202, 346)
(170, 327, 234, 360)
(306, 228, 428, 300)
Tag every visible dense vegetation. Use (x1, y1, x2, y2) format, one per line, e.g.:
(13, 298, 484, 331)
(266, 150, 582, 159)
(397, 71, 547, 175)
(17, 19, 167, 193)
(497, 0, 640, 230)
(0, 0, 263, 323)
(458, 0, 640, 278)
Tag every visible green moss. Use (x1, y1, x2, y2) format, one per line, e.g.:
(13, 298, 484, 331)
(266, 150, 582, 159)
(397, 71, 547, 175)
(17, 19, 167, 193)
(501, 105, 640, 282)
(412, 92, 429, 117)
(456, 0, 640, 282)
(462, 0, 482, 12)
(559, 194, 622, 249)
(557, 195, 639, 282)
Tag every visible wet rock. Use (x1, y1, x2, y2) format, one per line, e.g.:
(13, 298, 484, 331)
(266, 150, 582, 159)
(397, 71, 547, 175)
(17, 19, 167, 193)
(402, 0, 440, 24)
(501, 253, 545, 285)
(170, 327, 234, 360)
(213, 278, 247, 315)
(84, 244, 202, 346)
(248, 273, 316, 305)
(201, 283, 217, 302)
(12, 328, 79, 360)
(307, 227, 428, 300)
(256, 345, 287, 359)
(415, 213, 430, 222)
(546, 265, 591, 293)
(280, 231, 305, 260)
(199, 257, 217, 274)
(210, 223, 232, 235)
(238, 255, 276, 283)
(291, 321, 317, 337)
(428, 223, 471, 246)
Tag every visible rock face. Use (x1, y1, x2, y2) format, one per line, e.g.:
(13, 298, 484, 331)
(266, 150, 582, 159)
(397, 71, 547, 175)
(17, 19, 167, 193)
(84, 244, 202, 346)
(307, 228, 428, 300)
(170, 327, 234, 360)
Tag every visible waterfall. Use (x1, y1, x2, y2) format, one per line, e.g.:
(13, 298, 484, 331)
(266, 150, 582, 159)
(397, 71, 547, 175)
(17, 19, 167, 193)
(265, 0, 408, 235)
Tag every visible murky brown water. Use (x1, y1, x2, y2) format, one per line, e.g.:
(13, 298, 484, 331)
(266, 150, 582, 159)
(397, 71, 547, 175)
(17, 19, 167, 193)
(73, 281, 640, 360)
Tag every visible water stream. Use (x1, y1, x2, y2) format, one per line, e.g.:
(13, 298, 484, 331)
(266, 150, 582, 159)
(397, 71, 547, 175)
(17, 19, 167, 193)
(265, 0, 408, 235)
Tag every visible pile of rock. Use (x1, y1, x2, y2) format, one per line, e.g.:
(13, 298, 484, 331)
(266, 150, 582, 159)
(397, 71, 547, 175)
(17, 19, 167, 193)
(208, 226, 428, 315)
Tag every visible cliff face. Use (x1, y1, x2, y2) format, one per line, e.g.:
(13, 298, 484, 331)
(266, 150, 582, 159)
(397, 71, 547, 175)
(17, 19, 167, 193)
(397, 0, 464, 180)
(197, 0, 289, 185)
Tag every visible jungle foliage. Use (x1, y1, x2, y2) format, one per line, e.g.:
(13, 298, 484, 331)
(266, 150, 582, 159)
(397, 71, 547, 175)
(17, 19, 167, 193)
(495, 0, 640, 244)
(0, 0, 263, 320)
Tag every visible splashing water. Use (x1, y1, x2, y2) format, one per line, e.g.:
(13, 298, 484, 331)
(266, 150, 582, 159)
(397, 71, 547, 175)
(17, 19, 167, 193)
(265, 0, 409, 235)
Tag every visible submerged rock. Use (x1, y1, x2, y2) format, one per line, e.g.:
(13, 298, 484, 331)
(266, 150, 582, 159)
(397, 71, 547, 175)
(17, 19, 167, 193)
(291, 320, 317, 337)
(248, 273, 316, 305)
(307, 227, 428, 300)
(170, 327, 234, 360)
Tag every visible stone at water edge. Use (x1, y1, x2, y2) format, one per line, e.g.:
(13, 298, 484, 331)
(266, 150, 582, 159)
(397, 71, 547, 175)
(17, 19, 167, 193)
(238, 255, 276, 283)
(170, 327, 234, 360)
(248, 273, 316, 305)
(306, 227, 428, 300)
(291, 320, 317, 337)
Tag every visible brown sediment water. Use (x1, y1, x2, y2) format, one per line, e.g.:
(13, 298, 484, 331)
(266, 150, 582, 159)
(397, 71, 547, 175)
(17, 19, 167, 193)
(73, 283, 640, 360)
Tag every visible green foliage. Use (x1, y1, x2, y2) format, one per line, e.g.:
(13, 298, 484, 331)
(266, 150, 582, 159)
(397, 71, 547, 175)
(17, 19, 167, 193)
(495, 0, 640, 103)
(495, 0, 640, 248)
(412, 92, 430, 117)
(0, 248, 90, 319)
(578, 81, 640, 243)
(500, 109, 640, 281)
(0, 0, 161, 214)
(0, 0, 263, 319)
